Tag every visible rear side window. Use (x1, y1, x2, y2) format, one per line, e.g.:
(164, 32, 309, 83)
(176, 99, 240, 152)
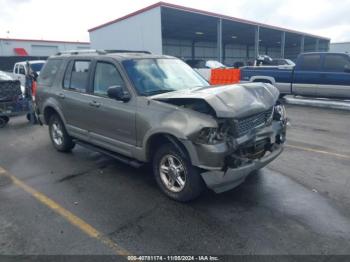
(63, 60, 91, 92)
(324, 55, 350, 72)
(38, 59, 62, 86)
(300, 55, 321, 71)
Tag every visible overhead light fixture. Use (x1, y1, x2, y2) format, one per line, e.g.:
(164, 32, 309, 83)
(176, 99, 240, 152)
(259, 39, 262, 42)
(277, 41, 281, 44)
(195, 32, 204, 35)
(231, 36, 237, 39)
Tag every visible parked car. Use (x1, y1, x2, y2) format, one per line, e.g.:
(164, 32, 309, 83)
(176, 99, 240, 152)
(254, 55, 295, 67)
(241, 52, 350, 98)
(0, 71, 30, 127)
(36, 50, 287, 202)
(270, 58, 295, 66)
(186, 59, 227, 81)
(0, 70, 25, 94)
(13, 60, 45, 86)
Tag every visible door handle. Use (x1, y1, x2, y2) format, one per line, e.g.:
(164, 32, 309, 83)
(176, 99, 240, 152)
(58, 93, 65, 99)
(89, 101, 101, 108)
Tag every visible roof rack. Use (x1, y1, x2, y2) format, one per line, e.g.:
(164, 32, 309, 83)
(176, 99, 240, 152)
(55, 49, 106, 55)
(55, 49, 152, 56)
(105, 50, 151, 54)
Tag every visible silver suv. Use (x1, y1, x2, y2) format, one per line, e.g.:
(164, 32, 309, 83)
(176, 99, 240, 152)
(36, 50, 287, 202)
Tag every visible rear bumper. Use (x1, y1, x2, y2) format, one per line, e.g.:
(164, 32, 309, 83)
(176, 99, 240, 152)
(201, 144, 283, 193)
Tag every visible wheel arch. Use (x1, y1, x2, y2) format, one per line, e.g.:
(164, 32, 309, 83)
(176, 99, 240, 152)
(146, 133, 190, 163)
(250, 76, 276, 84)
(42, 103, 66, 126)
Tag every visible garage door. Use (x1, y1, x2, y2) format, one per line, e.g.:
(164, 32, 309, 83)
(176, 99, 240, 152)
(31, 45, 58, 56)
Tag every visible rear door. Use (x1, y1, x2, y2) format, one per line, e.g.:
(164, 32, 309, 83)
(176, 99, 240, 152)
(59, 59, 93, 140)
(292, 54, 322, 96)
(317, 54, 350, 98)
(85, 59, 136, 157)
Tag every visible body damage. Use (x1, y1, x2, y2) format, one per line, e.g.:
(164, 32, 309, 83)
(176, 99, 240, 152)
(142, 82, 286, 192)
(152, 82, 279, 118)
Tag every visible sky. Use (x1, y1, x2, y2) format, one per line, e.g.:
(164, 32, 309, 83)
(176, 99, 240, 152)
(0, 0, 350, 43)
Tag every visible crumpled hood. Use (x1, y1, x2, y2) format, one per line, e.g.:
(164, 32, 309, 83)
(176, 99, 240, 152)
(152, 82, 279, 118)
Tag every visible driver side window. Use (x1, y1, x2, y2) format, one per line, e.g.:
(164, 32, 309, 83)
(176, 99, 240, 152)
(93, 62, 125, 96)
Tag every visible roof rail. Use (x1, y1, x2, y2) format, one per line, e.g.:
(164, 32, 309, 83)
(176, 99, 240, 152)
(55, 49, 106, 55)
(55, 49, 152, 56)
(105, 50, 151, 54)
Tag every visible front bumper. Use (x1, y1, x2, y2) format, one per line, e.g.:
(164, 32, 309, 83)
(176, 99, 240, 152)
(201, 144, 283, 193)
(182, 120, 286, 193)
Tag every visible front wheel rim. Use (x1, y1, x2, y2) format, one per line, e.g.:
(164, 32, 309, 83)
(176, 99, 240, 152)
(51, 121, 64, 146)
(159, 154, 187, 193)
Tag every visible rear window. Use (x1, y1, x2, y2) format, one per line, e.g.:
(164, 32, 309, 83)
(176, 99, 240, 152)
(300, 55, 321, 71)
(38, 59, 62, 86)
(30, 63, 45, 73)
(324, 55, 350, 72)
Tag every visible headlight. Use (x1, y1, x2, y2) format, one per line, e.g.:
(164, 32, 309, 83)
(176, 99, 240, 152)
(273, 103, 287, 121)
(195, 127, 225, 145)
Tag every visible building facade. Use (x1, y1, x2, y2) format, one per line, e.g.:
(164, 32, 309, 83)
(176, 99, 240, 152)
(330, 42, 350, 54)
(0, 38, 90, 57)
(89, 2, 330, 65)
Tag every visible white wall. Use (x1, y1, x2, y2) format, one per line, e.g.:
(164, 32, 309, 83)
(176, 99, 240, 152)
(330, 42, 350, 54)
(0, 39, 90, 56)
(89, 7, 162, 54)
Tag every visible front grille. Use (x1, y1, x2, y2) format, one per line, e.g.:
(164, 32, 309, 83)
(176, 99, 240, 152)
(236, 108, 273, 136)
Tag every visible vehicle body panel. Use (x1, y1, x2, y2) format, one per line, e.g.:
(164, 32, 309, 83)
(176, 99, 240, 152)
(241, 52, 350, 99)
(36, 53, 286, 194)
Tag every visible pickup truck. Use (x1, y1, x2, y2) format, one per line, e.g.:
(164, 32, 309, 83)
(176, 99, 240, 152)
(13, 60, 45, 86)
(240, 52, 350, 99)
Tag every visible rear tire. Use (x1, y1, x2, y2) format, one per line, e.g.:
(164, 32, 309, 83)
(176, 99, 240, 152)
(48, 114, 75, 152)
(153, 143, 205, 202)
(0, 116, 9, 128)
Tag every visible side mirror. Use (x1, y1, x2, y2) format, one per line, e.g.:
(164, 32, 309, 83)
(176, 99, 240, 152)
(107, 85, 131, 102)
(344, 65, 350, 73)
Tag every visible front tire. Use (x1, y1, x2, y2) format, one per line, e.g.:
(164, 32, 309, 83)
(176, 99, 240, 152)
(48, 114, 75, 152)
(153, 143, 205, 202)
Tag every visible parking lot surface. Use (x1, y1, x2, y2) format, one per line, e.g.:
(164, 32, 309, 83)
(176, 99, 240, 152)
(1, 104, 350, 255)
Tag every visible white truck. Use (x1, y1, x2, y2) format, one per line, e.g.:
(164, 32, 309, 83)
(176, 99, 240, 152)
(12, 60, 45, 86)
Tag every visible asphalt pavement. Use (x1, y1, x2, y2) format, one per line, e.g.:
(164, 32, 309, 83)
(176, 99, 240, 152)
(0, 104, 350, 256)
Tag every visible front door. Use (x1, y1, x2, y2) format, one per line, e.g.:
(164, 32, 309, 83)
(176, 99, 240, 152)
(86, 60, 136, 157)
(293, 54, 322, 96)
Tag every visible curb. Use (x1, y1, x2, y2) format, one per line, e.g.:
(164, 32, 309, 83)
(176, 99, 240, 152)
(284, 97, 350, 111)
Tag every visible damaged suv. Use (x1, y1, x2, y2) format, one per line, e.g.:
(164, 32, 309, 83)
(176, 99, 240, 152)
(36, 50, 287, 202)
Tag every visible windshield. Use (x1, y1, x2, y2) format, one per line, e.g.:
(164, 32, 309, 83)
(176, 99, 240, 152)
(122, 58, 209, 96)
(30, 63, 45, 73)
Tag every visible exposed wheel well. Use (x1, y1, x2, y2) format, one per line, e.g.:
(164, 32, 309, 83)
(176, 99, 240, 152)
(253, 79, 272, 84)
(43, 106, 58, 124)
(146, 134, 189, 162)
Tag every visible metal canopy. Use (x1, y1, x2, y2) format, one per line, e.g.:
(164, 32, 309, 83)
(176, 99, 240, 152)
(160, 6, 328, 61)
